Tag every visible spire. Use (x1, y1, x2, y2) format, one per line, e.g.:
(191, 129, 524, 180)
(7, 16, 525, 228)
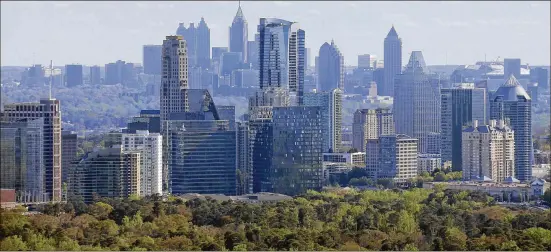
(406, 51, 427, 73)
(233, 1, 246, 22)
(386, 25, 398, 37)
(503, 74, 520, 87)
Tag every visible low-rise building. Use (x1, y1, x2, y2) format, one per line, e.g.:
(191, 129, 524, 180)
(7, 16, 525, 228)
(418, 154, 442, 173)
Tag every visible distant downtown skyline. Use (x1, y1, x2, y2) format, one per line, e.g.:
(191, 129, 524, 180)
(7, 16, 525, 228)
(1, 1, 549, 66)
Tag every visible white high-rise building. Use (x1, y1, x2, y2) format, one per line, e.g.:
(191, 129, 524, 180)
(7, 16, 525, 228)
(366, 134, 418, 183)
(352, 108, 394, 152)
(462, 120, 515, 182)
(160, 35, 188, 123)
(122, 130, 163, 196)
(304, 89, 343, 153)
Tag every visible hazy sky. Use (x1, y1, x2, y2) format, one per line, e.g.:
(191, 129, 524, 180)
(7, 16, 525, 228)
(1, 1, 550, 66)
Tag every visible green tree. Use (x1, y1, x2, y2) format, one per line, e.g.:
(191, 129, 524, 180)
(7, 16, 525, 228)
(444, 227, 467, 250)
(0, 235, 28, 251)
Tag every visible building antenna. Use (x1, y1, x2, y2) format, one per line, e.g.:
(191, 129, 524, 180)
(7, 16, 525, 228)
(238, 0, 240, 8)
(49, 60, 53, 99)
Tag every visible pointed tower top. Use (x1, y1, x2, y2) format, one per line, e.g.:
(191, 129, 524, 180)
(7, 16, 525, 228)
(233, 2, 246, 23)
(406, 51, 428, 73)
(331, 39, 334, 45)
(386, 25, 398, 37)
(503, 74, 520, 87)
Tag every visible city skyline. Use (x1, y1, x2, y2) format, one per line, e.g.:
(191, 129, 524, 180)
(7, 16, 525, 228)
(1, 1, 550, 66)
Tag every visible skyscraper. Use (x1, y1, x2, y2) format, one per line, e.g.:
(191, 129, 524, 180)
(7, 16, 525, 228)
(304, 89, 343, 153)
(366, 134, 418, 183)
(160, 35, 188, 123)
(258, 18, 305, 104)
(490, 74, 532, 181)
(441, 83, 487, 171)
(143, 45, 162, 75)
(394, 51, 440, 152)
(531, 67, 549, 90)
(176, 22, 197, 66)
(121, 130, 162, 196)
(352, 108, 394, 152)
(383, 26, 402, 96)
(217, 105, 236, 130)
(504, 58, 521, 79)
(247, 38, 259, 69)
(2, 99, 62, 202)
(65, 64, 83, 87)
(462, 120, 515, 182)
(318, 40, 344, 92)
(229, 3, 248, 62)
(89, 65, 101, 85)
(196, 17, 211, 69)
(236, 122, 251, 195)
(61, 130, 78, 184)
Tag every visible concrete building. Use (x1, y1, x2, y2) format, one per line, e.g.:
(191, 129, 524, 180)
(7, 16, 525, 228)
(160, 35, 188, 123)
(441, 83, 487, 171)
(383, 26, 402, 96)
(2, 99, 62, 202)
(143, 45, 162, 75)
(89, 65, 101, 85)
(303, 89, 343, 153)
(462, 120, 515, 182)
(0, 118, 44, 202)
(61, 130, 78, 184)
(322, 152, 366, 180)
(490, 74, 532, 181)
(121, 130, 162, 196)
(70, 147, 141, 203)
(65, 64, 83, 87)
(394, 51, 440, 153)
(418, 154, 442, 174)
(366, 134, 418, 183)
(271, 106, 323, 195)
(229, 4, 248, 63)
(318, 40, 344, 92)
(352, 108, 394, 152)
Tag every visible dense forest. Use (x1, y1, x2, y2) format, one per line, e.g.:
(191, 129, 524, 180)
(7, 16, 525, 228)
(1, 188, 551, 251)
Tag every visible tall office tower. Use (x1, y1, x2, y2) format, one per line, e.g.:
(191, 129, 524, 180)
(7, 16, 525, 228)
(61, 130, 77, 184)
(441, 83, 487, 171)
(69, 147, 140, 203)
(490, 74, 532, 181)
(358, 54, 376, 69)
(196, 17, 211, 69)
(383, 26, 402, 96)
(462, 120, 515, 182)
(121, 130, 162, 196)
(425, 132, 442, 155)
(229, 3, 248, 62)
(65, 64, 83, 87)
(304, 89, 343, 153)
(394, 51, 440, 153)
(176, 22, 197, 66)
(2, 99, 62, 202)
(271, 106, 323, 195)
(531, 67, 549, 90)
(166, 118, 236, 195)
(373, 68, 385, 95)
(258, 18, 305, 104)
(0, 118, 44, 202)
(236, 122, 251, 195)
(318, 40, 344, 92)
(143, 45, 162, 75)
(247, 38, 259, 69)
(212, 47, 229, 65)
(504, 58, 521, 79)
(217, 105, 236, 130)
(125, 110, 161, 134)
(160, 35, 188, 123)
(365, 134, 418, 183)
(89, 65, 101, 85)
(352, 108, 394, 152)
(220, 52, 243, 76)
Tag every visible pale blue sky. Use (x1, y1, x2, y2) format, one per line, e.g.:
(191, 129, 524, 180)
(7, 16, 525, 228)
(1, 1, 549, 66)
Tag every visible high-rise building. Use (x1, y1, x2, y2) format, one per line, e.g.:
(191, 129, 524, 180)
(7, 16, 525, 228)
(220, 52, 243, 76)
(304, 89, 343, 153)
(425, 132, 442, 155)
(104, 60, 137, 86)
(236, 122, 251, 195)
(504, 58, 521, 79)
(69, 147, 141, 203)
(2, 99, 62, 202)
(217, 105, 236, 130)
(247, 39, 258, 69)
(61, 130, 77, 184)
(0, 118, 44, 202)
(121, 130, 162, 196)
(196, 18, 211, 69)
(229, 4, 248, 63)
(143, 45, 162, 75)
(318, 40, 344, 92)
(89, 65, 101, 85)
(358, 54, 376, 69)
(231, 69, 258, 88)
(125, 110, 161, 134)
(383, 26, 402, 96)
(441, 83, 487, 171)
(394, 51, 440, 153)
(65, 64, 83, 87)
(258, 18, 305, 104)
(462, 120, 515, 182)
(531, 67, 549, 90)
(160, 35, 188, 123)
(271, 106, 323, 195)
(176, 22, 197, 66)
(352, 108, 394, 152)
(305, 47, 311, 69)
(490, 74, 532, 181)
(366, 134, 418, 183)
(212, 47, 228, 65)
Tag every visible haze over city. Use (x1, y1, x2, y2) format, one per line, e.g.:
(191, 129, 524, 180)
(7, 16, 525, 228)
(1, 1, 550, 66)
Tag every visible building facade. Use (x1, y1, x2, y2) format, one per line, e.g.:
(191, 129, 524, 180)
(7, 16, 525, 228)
(318, 40, 344, 92)
(90, 65, 101, 85)
(352, 108, 394, 152)
(65, 64, 83, 87)
(143, 45, 162, 75)
(121, 130, 163, 196)
(236, 122, 252, 195)
(196, 17, 211, 69)
(229, 5, 248, 63)
(303, 89, 343, 153)
(418, 154, 442, 174)
(383, 26, 402, 96)
(61, 130, 78, 184)
(366, 134, 418, 183)
(160, 35, 188, 122)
